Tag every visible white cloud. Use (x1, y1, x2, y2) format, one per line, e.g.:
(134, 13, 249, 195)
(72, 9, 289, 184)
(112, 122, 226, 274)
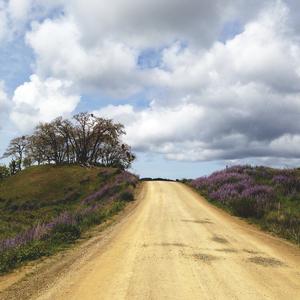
(95, 103, 205, 150)
(26, 17, 150, 97)
(8, 0, 31, 22)
(94, 1, 300, 162)
(0, 0, 63, 42)
(154, 1, 300, 96)
(10, 74, 80, 131)
(24, 0, 272, 98)
(96, 104, 137, 125)
(63, 0, 235, 48)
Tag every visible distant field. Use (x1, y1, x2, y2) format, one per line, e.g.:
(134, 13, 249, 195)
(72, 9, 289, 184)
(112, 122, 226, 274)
(190, 166, 300, 244)
(0, 165, 138, 273)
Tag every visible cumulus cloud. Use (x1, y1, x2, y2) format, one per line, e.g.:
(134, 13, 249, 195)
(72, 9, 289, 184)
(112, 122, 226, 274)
(26, 18, 148, 97)
(0, 0, 62, 42)
(94, 1, 300, 162)
(155, 2, 300, 95)
(8, 0, 31, 22)
(23, 0, 274, 98)
(95, 103, 205, 149)
(10, 75, 80, 131)
(62, 0, 235, 48)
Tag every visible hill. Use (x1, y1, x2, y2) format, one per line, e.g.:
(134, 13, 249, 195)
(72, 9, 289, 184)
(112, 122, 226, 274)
(0, 165, 138, 273)
(190, 165, 300, 244)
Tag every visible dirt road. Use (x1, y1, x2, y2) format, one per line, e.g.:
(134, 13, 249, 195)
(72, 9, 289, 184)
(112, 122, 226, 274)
(20, 182, 300, 299)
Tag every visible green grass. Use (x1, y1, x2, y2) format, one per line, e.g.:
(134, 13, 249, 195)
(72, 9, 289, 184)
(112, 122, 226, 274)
(0, 165, 115, 239)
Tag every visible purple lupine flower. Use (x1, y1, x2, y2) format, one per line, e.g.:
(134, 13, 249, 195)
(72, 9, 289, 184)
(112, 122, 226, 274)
(191, 166, 280, 217)
(82, 183, 113, 204)
(272, 173, 300, 195)
(0, 169, 138, 254)
(0, 223, 50, 252)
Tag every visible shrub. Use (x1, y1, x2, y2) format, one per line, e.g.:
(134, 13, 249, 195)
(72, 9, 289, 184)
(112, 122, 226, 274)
(16, 241, 50, 261)
(231, 198, 257, 217)
(50, 224, 81, 244)
(0, 165, 10, 180)
(120, 191, 134, 202)
(109, 201, 125, 214)
(0, 241, 50, 274)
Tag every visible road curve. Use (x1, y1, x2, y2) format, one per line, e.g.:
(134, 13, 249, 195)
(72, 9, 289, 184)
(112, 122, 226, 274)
(38, 181, 300, 300)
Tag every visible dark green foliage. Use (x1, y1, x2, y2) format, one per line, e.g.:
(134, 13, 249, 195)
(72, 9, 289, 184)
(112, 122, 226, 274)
(0, 165, 10, 180)
(108, 201, 126, 214)
(120, 191, 134, 202)
(80, 212, 105, 229)
(0, 241, 50, 273)
(50, 224, 81, 244)
(178, 178, 191, 183)
(140, 177, 174, 181)
(9, 160, 18, 175)
(231, 198, 258, 218)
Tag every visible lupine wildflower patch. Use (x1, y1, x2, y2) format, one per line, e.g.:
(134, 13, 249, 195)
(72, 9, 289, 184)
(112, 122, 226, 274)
(0, 165, 138, 273)
(190, 165, 300, 244)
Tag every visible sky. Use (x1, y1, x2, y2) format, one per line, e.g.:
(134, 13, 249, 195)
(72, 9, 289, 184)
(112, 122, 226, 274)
(1, 0, 300, 179)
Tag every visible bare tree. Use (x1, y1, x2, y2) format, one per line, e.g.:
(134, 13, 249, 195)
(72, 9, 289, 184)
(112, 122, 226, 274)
(99, 141, 135, 169)
(2, 136, 28, 171)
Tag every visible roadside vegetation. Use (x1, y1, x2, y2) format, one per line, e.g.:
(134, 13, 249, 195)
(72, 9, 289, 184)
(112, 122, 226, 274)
(0, 165, 138, 274)
(190, 165, 300, 245)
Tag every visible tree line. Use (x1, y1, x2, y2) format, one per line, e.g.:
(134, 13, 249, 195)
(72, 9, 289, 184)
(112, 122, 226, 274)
(1, 112, 135, 176)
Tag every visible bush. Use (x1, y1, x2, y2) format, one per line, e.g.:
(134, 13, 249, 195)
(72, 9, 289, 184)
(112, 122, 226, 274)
(0, 249, 18, 273)
(17, 241, 50, 261)
(231, 198, 258, 218)
(49, 224, 81, 244)
(120, 191, 134, 202)
(0, 241, 50, 274)
(109, 201, 125, 214)
(0, 165, 10, 180)
(81, 212, 105, 228)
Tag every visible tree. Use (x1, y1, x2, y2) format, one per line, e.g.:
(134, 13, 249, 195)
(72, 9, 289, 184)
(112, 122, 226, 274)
(33, 121, 66, 164)
(2, 136, 28, 171)
(99, 141, 135, 169)
(22, 157, 33, 169)
(2, 113, 135, 170)
(0, 165, 9, 180)
(9, 160, 17, 175)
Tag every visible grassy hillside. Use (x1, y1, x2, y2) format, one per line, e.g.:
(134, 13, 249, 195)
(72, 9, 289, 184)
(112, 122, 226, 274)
(190, 166, 300, 244)
(0, 165, 138, 273)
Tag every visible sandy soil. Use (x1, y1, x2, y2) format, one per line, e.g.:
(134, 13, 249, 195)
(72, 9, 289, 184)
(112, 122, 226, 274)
(1, 181, 300, 299)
